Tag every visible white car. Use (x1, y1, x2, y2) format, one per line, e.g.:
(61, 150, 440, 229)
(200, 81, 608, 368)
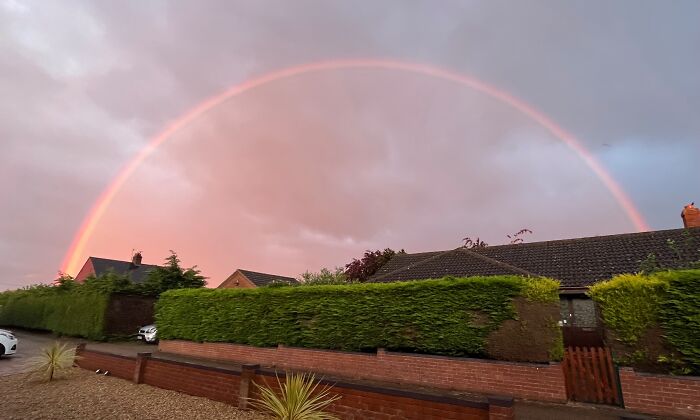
(0, 329, 18, 358)
(137, 324, 158, 344)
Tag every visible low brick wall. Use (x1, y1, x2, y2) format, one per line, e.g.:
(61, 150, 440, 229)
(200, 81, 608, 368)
(74, 345, 512, 419)
(142, 358, 241, 405)
(619, 367, 700, 419)
(159, 340, 567, 402)
(74, 347, 136, 380)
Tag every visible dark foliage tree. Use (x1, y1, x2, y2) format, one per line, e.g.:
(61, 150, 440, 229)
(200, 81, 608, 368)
(141, 251, 206, 295)
(344, 248, 403, 282)
(462, 237, 489, 249)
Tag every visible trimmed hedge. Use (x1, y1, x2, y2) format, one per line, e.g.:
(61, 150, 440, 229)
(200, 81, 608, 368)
(157, 276, 561, 360)
(658, 270, 700, 374)
(0, 289, 108, 340)
(590, 269, 700, 374)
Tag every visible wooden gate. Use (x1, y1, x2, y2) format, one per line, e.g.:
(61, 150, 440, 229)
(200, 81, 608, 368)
(562, 346, 621, 405)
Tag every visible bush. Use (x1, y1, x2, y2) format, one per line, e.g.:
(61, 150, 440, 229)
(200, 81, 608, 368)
(658, 269, 700, 374)
(0, 288, 108, 340)
(589, 273, 669, 344)
(590, 269, 700, 374)
(157, 276, 560, 360)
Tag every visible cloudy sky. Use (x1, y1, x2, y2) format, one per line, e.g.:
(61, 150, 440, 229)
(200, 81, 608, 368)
(1, 0, 698, 289)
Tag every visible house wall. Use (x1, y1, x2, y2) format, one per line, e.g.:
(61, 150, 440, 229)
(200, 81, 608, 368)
(217, 271, 257, 289)
(74, 259, 96, 283)
(159, 340, 568, 402)
(74, 346, 510, 420)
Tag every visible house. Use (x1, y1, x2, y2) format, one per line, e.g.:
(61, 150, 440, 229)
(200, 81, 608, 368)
(218, 269, 299, 289)
(369, 205, 700, 346)
(74, 252, 158, 284)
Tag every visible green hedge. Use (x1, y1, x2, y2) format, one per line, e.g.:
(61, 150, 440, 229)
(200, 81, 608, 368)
(658, 270, 700, 374)
(590, 269, 700, 374)
(157, 276, 560, 359)
(0, 289, 108, 340)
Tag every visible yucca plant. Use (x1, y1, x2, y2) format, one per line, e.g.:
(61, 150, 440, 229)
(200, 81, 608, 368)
(28, 341, 79, 382)
(250, 372, 341, 420)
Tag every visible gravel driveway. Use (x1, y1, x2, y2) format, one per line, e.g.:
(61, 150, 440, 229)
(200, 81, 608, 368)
(0, 368, 269, 420)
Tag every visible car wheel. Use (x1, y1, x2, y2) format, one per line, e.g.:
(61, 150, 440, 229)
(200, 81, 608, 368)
(0, 344, 5, 358)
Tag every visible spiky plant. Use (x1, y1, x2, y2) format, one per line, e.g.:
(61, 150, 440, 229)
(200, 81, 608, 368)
(250, 372, 340, 420)
(29, 341, 79, 382)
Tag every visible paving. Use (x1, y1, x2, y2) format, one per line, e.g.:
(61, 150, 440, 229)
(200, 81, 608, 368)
(0, 328, 153, 376)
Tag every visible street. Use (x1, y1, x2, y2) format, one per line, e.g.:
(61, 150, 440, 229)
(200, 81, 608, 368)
(0, 328, 153, 376)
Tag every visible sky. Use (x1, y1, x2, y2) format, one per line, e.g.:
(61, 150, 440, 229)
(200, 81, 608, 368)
(1, 0, 698, 290)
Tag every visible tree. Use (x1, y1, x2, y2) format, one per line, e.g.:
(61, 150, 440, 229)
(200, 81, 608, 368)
(141, 251, 206, 295)
(462, 237, 488, 249)
(298, 267, 349, 285)
(344, 249, 403, 282)
(462, 228, 533, 248)
(507, 229, 533, 245)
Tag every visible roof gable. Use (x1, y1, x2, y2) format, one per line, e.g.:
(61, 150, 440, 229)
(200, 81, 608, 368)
(370, 228, 700, 288)
(237, 269, 298, 287)
(89, 257, 158, 284)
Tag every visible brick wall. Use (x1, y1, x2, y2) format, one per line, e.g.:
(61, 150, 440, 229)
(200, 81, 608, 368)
(619, 367, 700, 419)
(252, 370, 499, 420)
(74, 347, 511, 419)
(74, 348, 136, 380)
(142, 358, 240, 405)
(159, 340, 567, 402)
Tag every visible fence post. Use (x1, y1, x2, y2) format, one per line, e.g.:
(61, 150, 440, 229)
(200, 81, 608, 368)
(238, 364, 260, 409)
(133, 352, 151, 384)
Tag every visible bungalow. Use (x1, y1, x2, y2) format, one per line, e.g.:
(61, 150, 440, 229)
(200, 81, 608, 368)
(74, 252, 158, 284)
(369, 204, 700, 346)
(218, 269, 299, 288)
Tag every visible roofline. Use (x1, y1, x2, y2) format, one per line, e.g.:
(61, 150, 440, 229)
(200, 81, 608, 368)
(235, 268, 298, 282)
(387, 226, 698, 257)
(369, 246, 537, 283)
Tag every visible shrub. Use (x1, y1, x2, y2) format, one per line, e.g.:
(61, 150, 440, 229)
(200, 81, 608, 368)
(251, 372, 340, 420)
(28, 341, 79, 382)
(658, 269, 700, 374)
(297, 268, 352, 286)
(157, 276, 560, 360)
(0, 289, 108, 340)
(590, 269, 700, 374)
(588, 273, 669, 344)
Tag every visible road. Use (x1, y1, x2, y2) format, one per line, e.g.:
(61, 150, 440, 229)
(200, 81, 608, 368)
(0, 328, 154, 376)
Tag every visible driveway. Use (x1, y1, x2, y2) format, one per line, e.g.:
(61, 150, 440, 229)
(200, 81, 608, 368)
(0, 329, 154, 376)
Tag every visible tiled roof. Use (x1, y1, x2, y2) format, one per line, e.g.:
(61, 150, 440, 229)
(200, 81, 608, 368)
(238, 269, 298, 287)
(370, 227, 700, 288)
(89, 257, 158, 284)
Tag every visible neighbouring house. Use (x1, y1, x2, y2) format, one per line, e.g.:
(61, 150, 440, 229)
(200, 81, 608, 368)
(74, 252, 158, 284)
(218, 269, 299, 288)
(72, 252, 158, 336)
(369, 205, 700, 347)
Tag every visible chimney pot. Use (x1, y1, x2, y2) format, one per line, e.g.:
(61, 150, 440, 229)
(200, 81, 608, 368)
(682, 203, 700, 228)
(132, 252, 143, 266)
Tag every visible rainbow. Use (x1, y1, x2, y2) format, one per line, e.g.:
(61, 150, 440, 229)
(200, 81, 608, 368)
(61, 58, 649, 275)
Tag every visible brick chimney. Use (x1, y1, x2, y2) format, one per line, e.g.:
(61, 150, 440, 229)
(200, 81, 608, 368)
(131, 251, 143, 267)
(682, 203, 700, 228)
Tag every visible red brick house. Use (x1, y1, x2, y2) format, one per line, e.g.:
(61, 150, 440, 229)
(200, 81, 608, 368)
(369, 206, 700, 346)
(74, 252, 158, 284)
(218, 269, 298, 289)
